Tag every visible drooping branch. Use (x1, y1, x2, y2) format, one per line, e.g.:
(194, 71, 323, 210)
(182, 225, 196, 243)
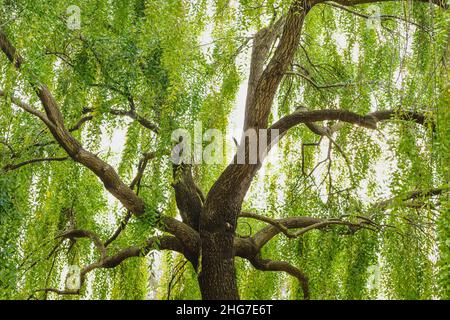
(324, 1, 431, 33)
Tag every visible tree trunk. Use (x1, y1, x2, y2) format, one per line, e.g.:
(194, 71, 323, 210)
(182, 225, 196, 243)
(197, 168, 250, 300)
(196, 1, 309, 300)
(198, 228, 239, 299)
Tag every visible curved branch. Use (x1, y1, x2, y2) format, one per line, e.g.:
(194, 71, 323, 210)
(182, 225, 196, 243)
(69, 115, 93, 132)
(249, 255, 309, 300)
(99, 236, 184, 269)
(239, 211, 296, 238)
(57, 229, 107, 260)
(253, 216, 322, 250)
(36, 235, 185, 297)
(252, 216, 374, 250)
(0, 28, 147, 217)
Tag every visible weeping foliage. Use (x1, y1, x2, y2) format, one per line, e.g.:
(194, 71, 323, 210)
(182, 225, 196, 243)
(0, 0, 448, 300)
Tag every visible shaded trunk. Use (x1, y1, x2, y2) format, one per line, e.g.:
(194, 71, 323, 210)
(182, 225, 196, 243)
(198, 227, 239, 300)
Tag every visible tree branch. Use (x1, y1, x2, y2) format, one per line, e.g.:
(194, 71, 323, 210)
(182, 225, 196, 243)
(82, 107, 159, 133)
(239, 211, 296, 238)
(270, 108, 431, 138)
(0, 89, 55, 129)
(371, 187, 449, 212)
(324, 1, 431, 33)
(249, 255, 309, 300)
(319, 0, 447, 8)
(172, 164, 205, 231)
(2, 156, 69, 172)
(0, 28, 147, 217)
(56, 229, 107, 260)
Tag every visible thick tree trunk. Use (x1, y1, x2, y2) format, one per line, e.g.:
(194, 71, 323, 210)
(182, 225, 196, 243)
(198, 229, 239, 299)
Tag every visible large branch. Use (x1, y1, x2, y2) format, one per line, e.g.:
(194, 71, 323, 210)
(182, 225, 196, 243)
(201, 1, 311, 237)
(270, 108, 430, 137)
(244, 1, 309, 130)
(39, 235, 184, 296)
(172, 164, 205, 231)
(0, 28, 146, 216)
(244, 17, 286, 129)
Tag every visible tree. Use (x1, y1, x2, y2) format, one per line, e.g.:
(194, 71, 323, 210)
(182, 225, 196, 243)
(0, 0, 448, 300)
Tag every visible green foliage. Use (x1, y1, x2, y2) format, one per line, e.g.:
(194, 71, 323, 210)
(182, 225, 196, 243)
(0, 0, 448, 300)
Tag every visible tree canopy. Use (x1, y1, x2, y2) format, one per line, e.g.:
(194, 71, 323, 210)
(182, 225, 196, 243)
(0, 0, 449, 300)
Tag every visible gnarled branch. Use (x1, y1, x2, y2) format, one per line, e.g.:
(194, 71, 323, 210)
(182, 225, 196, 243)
(0, 28, 147, 217)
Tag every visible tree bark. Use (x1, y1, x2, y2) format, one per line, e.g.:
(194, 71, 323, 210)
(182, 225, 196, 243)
(197, 2, 309, 300)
